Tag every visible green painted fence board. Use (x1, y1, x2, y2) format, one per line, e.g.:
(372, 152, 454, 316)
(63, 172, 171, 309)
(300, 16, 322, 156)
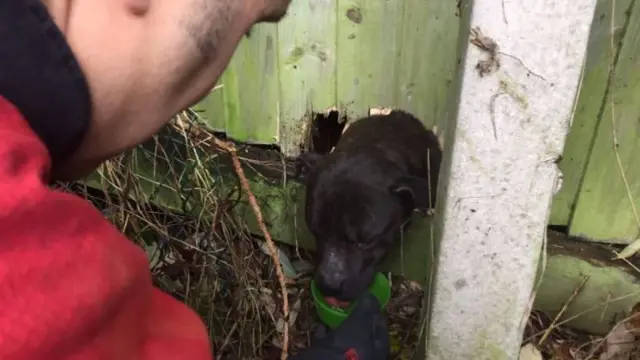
(221, 25, 281, 144)
(569, 1, 640, 243)
(277, 0, 338, 155)
(549, 0, 634, 226)
(191, 0, 461, 156)
(191, 82, 227, 132)
(335, 0, 405, 119)
(396, 0, 461, 131)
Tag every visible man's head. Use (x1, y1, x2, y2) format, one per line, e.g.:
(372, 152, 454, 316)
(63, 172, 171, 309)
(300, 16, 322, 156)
(38, 0, 292, 179)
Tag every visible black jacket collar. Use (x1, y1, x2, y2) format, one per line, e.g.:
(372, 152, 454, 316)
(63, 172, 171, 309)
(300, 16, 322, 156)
(0, 0, 91, 168)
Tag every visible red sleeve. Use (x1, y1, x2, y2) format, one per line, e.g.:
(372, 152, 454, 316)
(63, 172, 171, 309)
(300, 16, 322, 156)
(0, 96, 213, 360)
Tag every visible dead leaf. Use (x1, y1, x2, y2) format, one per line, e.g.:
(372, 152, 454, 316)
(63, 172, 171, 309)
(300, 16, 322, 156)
(144, 242, 162, 270)
(601, 321, 636, 360)
(257, 240, 297, 279)
(615, 238, 640, 260)
(292, 259, 314, 274)
(276, 298, 301, 334)
(404, 280, 423, 292)
(271, 337, 283, 350)
(551, 343, 575, 360)
(628, 303, 640, 336)
(519, 343, 543, 360)
(260, 288, 277, 317)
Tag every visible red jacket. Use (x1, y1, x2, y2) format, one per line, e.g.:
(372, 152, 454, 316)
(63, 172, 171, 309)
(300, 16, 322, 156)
(0, 95, 212, 359)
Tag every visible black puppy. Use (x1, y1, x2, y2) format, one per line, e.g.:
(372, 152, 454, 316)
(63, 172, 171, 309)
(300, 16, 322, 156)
(298, 110, 442, 306)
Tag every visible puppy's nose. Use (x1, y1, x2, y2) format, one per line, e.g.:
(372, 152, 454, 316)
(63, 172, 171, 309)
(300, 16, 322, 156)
(315, 271, 346, 297)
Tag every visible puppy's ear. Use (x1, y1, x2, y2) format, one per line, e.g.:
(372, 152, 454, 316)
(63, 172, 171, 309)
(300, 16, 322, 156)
(389, 176, 434, 213)
(294, 152, 324, 182)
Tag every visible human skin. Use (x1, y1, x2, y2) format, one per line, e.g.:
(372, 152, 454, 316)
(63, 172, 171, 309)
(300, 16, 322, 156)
(40, 0, 292, 180)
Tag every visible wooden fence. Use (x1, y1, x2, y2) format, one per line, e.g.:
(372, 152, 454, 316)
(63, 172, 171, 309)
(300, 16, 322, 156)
(191, 0, 640, 246)
(550, 0, 640, 244)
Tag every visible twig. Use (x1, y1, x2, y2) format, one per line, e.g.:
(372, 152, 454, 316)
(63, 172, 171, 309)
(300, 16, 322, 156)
(489, 91, 507, 140)
(611, 248, 640, 275)
(583, 310, 640, 360)
(212, 137, 290, 360)
(524, 290, 640, 344)
(496, 51, 548, 82)
(469, 27, 548, 82)
(538, 275, 588, 346)
(501, 0, 508, 24)
(216, 321, 239, 358)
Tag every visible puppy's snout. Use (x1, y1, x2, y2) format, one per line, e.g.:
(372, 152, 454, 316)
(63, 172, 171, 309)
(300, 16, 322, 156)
(315, 247, 349, 297)
(315, 270, 347, 296)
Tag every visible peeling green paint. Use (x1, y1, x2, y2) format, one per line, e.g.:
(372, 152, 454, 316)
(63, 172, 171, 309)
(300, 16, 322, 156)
(285, 46, 305, 65)
(346, 7, 363, 24)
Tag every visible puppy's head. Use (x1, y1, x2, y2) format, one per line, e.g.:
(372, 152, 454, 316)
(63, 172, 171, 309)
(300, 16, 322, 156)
(308, 175, 432, 304)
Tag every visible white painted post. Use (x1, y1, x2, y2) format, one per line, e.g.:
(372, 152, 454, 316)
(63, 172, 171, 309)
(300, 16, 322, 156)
(425, 1, 598, 359)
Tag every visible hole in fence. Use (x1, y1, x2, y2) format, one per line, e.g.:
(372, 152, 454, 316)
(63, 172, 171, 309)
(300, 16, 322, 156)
(548, 225, 568, 235)
(310, 110, 346, 154)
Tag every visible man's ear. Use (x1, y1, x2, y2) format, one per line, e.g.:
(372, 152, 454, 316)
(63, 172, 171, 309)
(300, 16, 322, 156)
(389, 175, 434, 213)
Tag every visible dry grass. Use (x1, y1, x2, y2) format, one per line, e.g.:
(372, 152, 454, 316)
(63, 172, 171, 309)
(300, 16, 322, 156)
(523, 308, 640, 360)
(524, 309, 603, 359)
(54, 109, 425, 359)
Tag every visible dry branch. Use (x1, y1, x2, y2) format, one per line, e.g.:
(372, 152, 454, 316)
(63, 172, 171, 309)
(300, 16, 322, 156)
(212, 137, 290, 360)
(538, 276, 588, 346)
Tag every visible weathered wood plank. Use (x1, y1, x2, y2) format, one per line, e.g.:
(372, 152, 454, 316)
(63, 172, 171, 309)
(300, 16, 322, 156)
(189, 26, 281, 143)
(335, 0, 405, 120)
(222, 25, 281, 145)
(191, 82, 227, 132)
(569, 1, 640, 243)
(276, 0, 338, 156)
(395, 0, 461, 131)
(549, 0, 634, 226)
(191, 0, 461, 152)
